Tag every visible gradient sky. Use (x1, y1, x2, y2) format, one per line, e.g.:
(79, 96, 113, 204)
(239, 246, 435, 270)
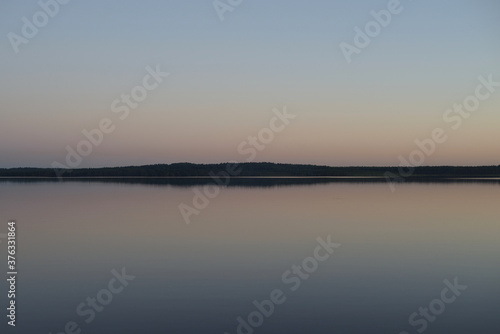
(1, 0, 499, 168)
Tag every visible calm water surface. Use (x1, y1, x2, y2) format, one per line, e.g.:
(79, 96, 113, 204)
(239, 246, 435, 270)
(0, 180, 499, 333)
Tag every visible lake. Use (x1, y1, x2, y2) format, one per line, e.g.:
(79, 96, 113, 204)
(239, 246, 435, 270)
(0, 179, 498, 334)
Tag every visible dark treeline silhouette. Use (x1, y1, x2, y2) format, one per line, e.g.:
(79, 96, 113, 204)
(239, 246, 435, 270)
(1, 162, 500, 178)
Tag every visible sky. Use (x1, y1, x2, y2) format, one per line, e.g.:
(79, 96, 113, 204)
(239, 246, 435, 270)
(1, 0, 499, 168)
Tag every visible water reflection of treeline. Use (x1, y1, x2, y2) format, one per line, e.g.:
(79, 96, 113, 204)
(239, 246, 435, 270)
(1, 177, 499, 188)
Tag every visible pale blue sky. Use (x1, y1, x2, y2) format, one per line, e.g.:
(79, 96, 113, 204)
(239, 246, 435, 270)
(1, 0, 499, 167)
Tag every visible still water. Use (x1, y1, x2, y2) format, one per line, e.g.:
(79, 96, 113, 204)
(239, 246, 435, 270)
(0, 179, 499, 334)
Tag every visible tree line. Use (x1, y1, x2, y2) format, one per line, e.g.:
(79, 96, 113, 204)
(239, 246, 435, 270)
(0, 162, 499, 178)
